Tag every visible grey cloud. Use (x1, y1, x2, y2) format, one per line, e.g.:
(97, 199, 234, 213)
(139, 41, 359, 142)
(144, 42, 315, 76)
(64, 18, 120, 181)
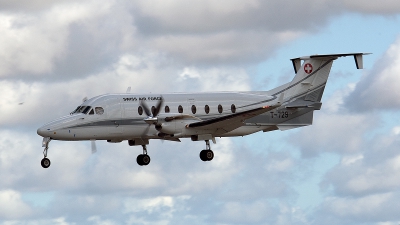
(320, 131, 400, 197)
(345, 37, 400, 111)
(0, 130, 303, 224)
(130, 0, 339, 35)
(4, 0, 399, 81)
(0, 0, 70, 12)
(290, 112, 377, 158)
(314, 192, 400, 225)
(342, 0, 400, 14)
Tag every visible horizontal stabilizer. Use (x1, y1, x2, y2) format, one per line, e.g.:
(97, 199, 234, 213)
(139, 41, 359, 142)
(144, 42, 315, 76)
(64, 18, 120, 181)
(290, 53, 371, 73)
(276, 111, 314, 131)
(277, 125, 306, 131)
(285, 102, 322, 110)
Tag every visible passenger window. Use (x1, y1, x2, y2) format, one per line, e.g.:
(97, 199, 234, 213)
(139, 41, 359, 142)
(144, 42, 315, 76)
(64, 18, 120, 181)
(218, 104, 223, 114)
(231, 104, 236, 113)
(165, 105, 170, 113)
(205, 105, 210, 114)
(178, 105, 183, 113)
(95, 107, 104, 115)
(138, 106, 143, 115)
(191, 105, 196, 114)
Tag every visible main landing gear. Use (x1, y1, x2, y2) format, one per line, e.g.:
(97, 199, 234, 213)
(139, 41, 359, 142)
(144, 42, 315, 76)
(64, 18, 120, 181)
(136, 145, 151, 166)
(199, 140, 214, 161)
(135, 140, 214, 166)
(41, 137, 51, 168)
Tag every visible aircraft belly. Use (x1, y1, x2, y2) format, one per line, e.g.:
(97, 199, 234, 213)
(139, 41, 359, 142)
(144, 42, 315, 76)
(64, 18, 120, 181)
(59, 127, 110, 140)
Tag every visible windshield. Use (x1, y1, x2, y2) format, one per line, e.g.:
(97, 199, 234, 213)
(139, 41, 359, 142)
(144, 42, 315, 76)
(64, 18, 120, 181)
(71, 106, 104, 115)
(71, 106, 91, 114)
(71, 106, 80, 114)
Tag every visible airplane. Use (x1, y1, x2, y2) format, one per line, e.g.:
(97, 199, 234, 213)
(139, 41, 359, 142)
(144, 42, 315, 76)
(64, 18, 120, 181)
(37, 53, 369, 168)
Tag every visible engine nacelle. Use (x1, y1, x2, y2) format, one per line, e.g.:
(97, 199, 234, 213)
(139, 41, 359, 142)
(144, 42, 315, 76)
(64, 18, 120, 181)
(156, 113, 201, 135)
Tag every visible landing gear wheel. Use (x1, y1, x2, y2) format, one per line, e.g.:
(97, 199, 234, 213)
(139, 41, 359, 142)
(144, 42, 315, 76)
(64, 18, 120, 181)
(136, 154, 151, 166)
(41, 158, 51, 168)
(200, 150, 214, 161)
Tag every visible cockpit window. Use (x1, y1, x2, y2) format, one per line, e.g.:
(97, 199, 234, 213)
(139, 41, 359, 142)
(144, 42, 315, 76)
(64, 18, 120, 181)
(82, 106, 91, 114)
(95, 107, 104, 115)
(71, 106, 104, 115)
(76, 106, 86, 113)
(71, 106, 80, 114)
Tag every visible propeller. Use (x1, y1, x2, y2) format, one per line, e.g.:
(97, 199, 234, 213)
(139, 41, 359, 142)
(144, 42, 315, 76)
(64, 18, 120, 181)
(90, 139, 97, 154)
(140, 96, 163, 136)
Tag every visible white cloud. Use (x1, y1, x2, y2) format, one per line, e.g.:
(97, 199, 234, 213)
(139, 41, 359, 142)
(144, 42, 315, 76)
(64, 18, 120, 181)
(346, 36, 400, 111)
(0, 190, 32, 219)
(0, 1, 113, 78)
(291, 112, 374, 157)
(215, 200, 274, 224)
(178, 67, 251, 92)
(87, 216, 117, 225)
(318, 192, 400, 223)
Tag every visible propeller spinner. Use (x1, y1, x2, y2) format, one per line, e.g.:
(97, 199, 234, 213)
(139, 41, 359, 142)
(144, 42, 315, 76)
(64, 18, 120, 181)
(140, 97, 163, 135)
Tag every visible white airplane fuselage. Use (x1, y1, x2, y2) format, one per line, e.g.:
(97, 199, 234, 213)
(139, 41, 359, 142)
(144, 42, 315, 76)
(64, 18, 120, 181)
(37, 91, 293, 141)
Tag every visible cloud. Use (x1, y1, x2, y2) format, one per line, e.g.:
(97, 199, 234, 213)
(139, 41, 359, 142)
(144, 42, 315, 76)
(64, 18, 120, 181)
(131, 0, 339, 34)
(0, 1, 115, 79)
(214, 200, 276, 224)
(291, 112, 375, 157)
(0, 189, 32, 219)
(346, 36, 400, 111)
(320, 128, 400, 197)
(341, 0, 400, 14)
(315, 192, 400, 224)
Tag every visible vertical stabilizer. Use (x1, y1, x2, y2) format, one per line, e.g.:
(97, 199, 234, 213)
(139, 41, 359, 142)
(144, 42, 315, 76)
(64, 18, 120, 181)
(283, 53, 369, 104)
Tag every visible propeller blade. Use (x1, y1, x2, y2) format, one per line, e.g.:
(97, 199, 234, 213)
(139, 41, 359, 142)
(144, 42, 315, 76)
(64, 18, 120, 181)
(141, 124, 151, 137)
(153, 96, 163, 116)
(140, 100, 151, 117)
(91, 140, 97, 154)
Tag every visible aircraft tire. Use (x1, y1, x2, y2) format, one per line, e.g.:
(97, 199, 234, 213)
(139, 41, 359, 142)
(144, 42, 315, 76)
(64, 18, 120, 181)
(200, 150, 214, 161)
(136, 154, 144, 166)
(41, 158, 51, 168)
(136, 154, 151, 166)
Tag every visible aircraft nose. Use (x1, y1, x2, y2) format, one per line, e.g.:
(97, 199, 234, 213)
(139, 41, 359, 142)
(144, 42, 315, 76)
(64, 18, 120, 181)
(37, 126, 48, 137)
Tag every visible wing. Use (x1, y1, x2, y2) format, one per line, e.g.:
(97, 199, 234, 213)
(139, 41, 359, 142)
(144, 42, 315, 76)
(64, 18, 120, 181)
(187, 103, 281, 131)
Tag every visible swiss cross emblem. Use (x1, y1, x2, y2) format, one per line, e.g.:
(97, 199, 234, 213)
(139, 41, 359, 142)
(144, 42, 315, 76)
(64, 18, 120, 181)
(304, 63, 313, 74)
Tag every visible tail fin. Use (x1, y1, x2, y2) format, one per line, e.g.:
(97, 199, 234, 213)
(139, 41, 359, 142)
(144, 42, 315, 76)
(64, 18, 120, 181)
(282, 53, 369, 107)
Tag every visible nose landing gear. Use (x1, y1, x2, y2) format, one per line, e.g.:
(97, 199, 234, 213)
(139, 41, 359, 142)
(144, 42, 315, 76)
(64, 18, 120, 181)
(41, 137, 51, 168)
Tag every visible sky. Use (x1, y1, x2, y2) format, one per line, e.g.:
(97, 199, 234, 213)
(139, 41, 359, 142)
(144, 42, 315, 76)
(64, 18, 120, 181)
(1, 0, 400, 224)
